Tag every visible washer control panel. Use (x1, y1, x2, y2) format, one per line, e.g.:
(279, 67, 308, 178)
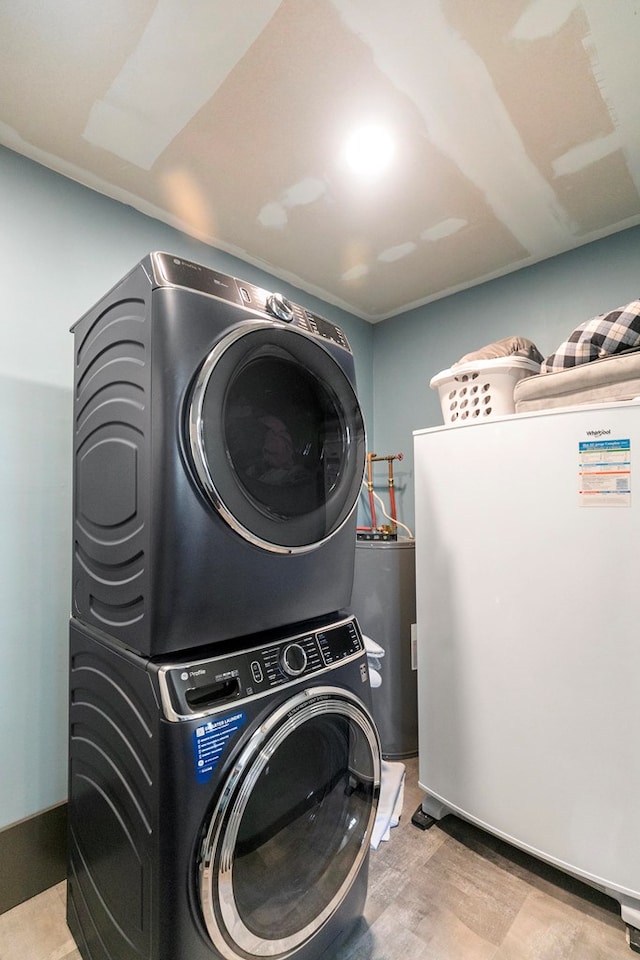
(151, 251, 351, 352)
(158, 616, 364, 721)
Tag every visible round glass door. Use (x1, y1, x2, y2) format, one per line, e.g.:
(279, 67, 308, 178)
(199, 688, 381, 960)
(188, 323, 366, 553)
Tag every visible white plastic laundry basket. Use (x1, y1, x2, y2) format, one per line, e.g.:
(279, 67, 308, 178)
(430, 356, 541, 425)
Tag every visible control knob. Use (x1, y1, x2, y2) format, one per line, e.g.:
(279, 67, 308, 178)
(266, 292, 295, 323)
(280, 643, 307, 677)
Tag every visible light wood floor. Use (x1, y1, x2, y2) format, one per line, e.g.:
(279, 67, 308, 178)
(335, 758, 633, 960)
(0, 758, 633, 960)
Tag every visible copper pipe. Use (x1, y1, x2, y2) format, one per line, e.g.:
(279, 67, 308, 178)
(366, 453, 377, 529)
(366, 452, 403, 528)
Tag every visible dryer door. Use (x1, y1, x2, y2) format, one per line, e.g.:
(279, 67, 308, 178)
(187, 322, 366, 553)
(199, 687, 380, 960)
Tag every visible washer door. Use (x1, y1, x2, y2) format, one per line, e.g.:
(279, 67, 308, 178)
(199, 687, 381, 960)
(188, 322, 366, 553)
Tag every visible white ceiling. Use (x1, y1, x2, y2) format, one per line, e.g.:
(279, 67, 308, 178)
(2, 0, 640, 321)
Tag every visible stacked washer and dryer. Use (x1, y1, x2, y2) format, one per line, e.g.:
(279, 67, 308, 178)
(67, 252, 381, 960)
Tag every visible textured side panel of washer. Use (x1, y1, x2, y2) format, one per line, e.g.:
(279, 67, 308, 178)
(71, 264, 152, 645)
(67, 623, 158, 960)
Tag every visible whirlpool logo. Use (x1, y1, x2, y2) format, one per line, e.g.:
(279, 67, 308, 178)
(586, 429, 611, 438)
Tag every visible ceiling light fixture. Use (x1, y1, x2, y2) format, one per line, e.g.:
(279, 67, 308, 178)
(342, 123, 396, 180)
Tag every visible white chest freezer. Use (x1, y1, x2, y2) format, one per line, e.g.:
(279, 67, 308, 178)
(414, 400, 640, 945)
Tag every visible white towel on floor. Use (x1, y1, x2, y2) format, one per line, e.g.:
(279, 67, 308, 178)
(370, 760, 405, 849)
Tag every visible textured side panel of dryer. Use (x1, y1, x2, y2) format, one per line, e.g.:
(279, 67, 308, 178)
(71, 262, 153, 646)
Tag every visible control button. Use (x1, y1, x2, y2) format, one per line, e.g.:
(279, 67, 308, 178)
(280, 643, 307, 677)
(266, 292, 294, 322)
(250, 660, 264, 684)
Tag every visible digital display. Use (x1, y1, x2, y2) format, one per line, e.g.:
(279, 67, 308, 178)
(319, 623, 361, 663)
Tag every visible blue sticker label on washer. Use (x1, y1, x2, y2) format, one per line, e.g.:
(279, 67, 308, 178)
(193, 711, 246, 783)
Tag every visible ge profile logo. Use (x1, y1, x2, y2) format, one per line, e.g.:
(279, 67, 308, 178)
(181, 671, 189, 681)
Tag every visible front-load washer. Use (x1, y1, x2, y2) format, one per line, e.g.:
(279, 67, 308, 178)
(67, 613, 381, 960)
(71, 252, 366, 656)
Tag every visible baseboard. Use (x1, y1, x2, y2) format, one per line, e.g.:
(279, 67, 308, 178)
(0, 802, 67, 915)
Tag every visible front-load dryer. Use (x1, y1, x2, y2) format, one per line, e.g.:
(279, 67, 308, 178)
(71, 252, 366, 655)
(67, 614, 381, 960)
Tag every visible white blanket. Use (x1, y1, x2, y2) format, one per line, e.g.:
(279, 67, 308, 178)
(370, 760, 405, 849)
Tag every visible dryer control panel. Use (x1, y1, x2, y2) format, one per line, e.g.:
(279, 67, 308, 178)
(157, 616, 364, 721)
(151, 251, 351, 352)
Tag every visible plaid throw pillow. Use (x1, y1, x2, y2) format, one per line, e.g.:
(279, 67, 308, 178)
(543, 300, 640, 373)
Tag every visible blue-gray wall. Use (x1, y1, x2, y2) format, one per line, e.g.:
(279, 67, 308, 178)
(371, 227, 640, 532)
(0, 145, 372, 831)
(2, 141, 639, 831)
